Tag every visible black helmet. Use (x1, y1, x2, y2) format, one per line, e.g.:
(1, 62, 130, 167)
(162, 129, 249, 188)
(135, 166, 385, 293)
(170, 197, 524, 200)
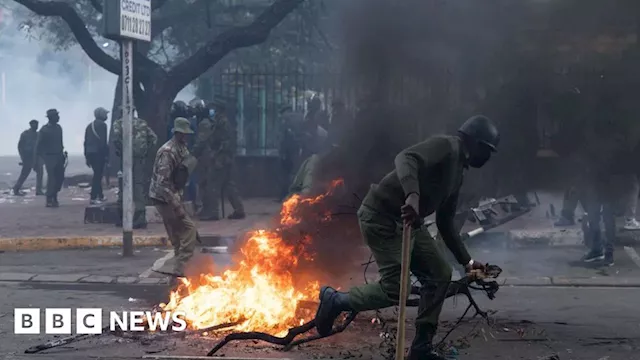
(458, 115, 499, 151)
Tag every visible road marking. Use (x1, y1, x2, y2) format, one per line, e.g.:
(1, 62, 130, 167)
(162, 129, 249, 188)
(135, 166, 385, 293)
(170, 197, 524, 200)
(623, 246, 640, 269)
(140, 250, 174, 278)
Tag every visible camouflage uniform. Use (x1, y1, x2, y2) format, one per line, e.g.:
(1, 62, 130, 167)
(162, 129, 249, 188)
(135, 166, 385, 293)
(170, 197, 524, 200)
(35, 109, 65, 208)
(207, 107, 245, 220)
(13, 120, 44, 196)
(149, 118, 197, 275)
(112, 117, 158, 228)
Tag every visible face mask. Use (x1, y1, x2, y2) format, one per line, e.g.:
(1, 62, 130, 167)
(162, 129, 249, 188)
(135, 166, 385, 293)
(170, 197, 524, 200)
(209, 109, 216, 118)
(468, 143, 493, 168)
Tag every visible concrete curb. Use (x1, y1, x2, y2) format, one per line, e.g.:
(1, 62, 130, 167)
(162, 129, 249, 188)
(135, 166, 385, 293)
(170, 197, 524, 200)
(2, 271, 640, 288)
(0, 235, 168, 252)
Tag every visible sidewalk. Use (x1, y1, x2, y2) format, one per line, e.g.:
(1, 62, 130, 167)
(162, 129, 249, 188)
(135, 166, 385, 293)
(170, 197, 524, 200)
(0, 187, 281, 251)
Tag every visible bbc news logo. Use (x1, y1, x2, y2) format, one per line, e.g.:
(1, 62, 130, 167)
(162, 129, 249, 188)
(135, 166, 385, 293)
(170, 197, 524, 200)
(14, 308, 187, 334)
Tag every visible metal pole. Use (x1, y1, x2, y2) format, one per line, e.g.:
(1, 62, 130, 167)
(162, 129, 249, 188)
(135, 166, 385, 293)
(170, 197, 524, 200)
(122, 40, 134, 257)
(395, 223, 412, 360)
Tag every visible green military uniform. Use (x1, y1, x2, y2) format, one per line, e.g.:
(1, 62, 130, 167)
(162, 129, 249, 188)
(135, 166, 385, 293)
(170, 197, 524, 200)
(207, 101, 245, 219)
(35, 109, 65, 207)
(348, 135, 470, 327)
(149, 118, 197, 276)
(192, 114, 215, 218)
(112, 117, 158, 228)
(288, 154, 319, 197)
(13, 120, 44, 196)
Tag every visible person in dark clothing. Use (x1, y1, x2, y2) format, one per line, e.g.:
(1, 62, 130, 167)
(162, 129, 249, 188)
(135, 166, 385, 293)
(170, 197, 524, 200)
(278, 105, 301, 200)
(84, 107, 109, 204)
(35, 109, 66, 208)
(13, 120, 44, 196)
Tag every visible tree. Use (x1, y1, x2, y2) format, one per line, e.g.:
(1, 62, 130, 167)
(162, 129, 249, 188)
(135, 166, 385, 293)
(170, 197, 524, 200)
(13, 0, 306, 139)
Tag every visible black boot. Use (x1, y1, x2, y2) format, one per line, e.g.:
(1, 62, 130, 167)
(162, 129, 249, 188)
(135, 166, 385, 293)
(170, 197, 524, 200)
(407, 324, 445, 360)
(315, 286, 352, 336)
(133, 211, 147, 229)
(45, 196, 54, 207)
(227, 211, 246, 220)
(52, 195, 59, 208)
(12, 188, 26, 196)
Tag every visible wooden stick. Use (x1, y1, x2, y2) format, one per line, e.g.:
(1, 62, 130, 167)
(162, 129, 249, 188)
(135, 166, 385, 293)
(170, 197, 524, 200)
(395, 222, 413, 360)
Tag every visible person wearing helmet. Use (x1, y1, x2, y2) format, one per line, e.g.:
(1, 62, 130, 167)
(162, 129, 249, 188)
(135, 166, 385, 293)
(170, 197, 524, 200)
(35, 109, 65, 208)
(84, 107, 110, 204)
(313, 115, 498, 360)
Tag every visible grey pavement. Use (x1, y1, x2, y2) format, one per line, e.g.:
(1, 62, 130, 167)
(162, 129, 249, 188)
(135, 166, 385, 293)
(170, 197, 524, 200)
(1, 282, 639, 359)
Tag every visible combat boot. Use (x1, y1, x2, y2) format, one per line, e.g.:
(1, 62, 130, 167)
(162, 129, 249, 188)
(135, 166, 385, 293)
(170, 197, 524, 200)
(52, 195, 59, 208)
(45, 197, 54, 207)
(315, 286, 353, 336)
(12, 188, 26, 196)
(407, 324, 446, 360)
(133, 211, 147, 229)
(227, 211, 246, 220)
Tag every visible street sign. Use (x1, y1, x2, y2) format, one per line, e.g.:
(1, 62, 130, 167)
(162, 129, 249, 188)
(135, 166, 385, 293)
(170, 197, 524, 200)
(103, 0, 152, 42)
(102, 0, 152, 257)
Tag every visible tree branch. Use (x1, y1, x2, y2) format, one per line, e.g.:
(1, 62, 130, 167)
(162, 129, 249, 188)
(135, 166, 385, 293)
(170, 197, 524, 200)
(166, 0, 305, 93)
(14, 0, 120, 75)
(151, 0, 208, 38)
(88, 0, 102, 13)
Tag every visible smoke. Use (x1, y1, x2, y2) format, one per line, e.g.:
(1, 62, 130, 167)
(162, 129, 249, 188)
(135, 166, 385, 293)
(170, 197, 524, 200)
(0, 13, 194, 156)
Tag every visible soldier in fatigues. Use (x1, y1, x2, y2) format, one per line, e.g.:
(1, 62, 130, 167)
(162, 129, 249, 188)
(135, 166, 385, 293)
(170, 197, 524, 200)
(13, 119, 44, 196)
(205, 99, 245, 220)
(35, 109, 66, 208)
(314, 116, 498, 360)
(192, 102, 216, 220)
(112, 110, 158, 229)
(149, 118, 197, 278)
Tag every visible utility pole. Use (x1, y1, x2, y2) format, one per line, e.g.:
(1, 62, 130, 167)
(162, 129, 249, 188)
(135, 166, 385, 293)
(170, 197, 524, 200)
(103, 0, 152, 257)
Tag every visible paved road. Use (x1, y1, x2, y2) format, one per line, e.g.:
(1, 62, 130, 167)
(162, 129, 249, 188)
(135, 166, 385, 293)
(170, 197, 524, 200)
(1, 281, 639, 360)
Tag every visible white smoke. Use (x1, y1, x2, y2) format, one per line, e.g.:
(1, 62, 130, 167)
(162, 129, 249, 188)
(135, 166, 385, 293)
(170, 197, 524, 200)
(0, 7, 194, 156)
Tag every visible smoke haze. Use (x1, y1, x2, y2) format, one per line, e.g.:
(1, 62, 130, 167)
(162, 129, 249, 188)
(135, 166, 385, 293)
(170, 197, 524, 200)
(0, 8, 194, 156)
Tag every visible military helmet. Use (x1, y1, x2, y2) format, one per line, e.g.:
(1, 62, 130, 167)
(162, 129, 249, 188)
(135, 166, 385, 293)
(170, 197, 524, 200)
(189, 98, 205, 109)
(29, 119, 38, 126)
(458, 115, 499, 151)
(46, 109, 59, 118)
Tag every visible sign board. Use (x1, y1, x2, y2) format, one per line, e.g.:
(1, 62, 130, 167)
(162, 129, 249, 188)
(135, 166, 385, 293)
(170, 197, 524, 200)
(103, 0, 151, 42)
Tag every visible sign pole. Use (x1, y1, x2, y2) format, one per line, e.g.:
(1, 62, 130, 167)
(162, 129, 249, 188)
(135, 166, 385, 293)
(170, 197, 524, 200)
(122, 40, 134, 257)
(102, 0, 152, 258)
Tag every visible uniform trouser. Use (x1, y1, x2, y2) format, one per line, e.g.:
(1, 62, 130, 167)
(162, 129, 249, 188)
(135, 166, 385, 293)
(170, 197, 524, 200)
(623, 174, 639, 219)
(14, 157, 43, 193)
(87, 153, 106, 200)
(560, 184, 589, 220)
(207, 165, 245, 217)
(586, 176, 616, 255)
(348, 204, 453, 327)
(117, 162, 148, 222)
(154, 202, 197, 275)
(42, 154, 65, 198)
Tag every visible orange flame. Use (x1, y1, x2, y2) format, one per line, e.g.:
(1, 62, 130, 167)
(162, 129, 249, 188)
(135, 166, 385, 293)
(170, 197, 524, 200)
(159, 178, 344, 336)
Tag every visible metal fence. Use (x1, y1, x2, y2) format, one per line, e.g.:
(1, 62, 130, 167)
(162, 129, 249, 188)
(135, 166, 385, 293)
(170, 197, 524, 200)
(201, 67, 441, 155)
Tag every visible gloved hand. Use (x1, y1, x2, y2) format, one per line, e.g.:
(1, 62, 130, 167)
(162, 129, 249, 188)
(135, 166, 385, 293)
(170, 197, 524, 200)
(401, 193, 420, 227)
(464, 260, 486, 275)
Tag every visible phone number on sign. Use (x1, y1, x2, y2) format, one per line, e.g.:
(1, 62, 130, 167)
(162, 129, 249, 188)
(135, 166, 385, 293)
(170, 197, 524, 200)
(121, 15, 150, 38)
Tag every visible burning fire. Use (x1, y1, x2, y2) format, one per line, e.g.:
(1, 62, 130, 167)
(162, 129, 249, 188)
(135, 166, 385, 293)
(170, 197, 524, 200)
(160, 179, 344, 336)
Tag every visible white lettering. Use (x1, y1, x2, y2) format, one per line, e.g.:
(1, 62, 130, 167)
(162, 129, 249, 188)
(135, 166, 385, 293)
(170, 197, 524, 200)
(129, 311, 146, 331)
(171, 312, 187, 331)
(145, 312, 172, 332)
(110, 311, 127, 331)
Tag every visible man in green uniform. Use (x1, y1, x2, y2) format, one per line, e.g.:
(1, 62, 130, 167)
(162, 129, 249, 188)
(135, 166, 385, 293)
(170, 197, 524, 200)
(206, 98, 245, 220)
(314, 115, 499, 360)
(149, 117, 197, 278)
(192, 102, 216, 220)
(13, 119, 44, 196)
(112, 109, 158, 228)
(35, 109, 65, 208)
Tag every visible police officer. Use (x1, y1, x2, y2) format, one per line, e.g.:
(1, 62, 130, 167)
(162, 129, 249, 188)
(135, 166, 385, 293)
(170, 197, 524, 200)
(314, 115, 498, 360)
(112, 107, 158, 228)
(13, 120, 44, 196)
(208, 98, 245, 220)
(35, 109, 65, 208)
(84, 107, 110, 204)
